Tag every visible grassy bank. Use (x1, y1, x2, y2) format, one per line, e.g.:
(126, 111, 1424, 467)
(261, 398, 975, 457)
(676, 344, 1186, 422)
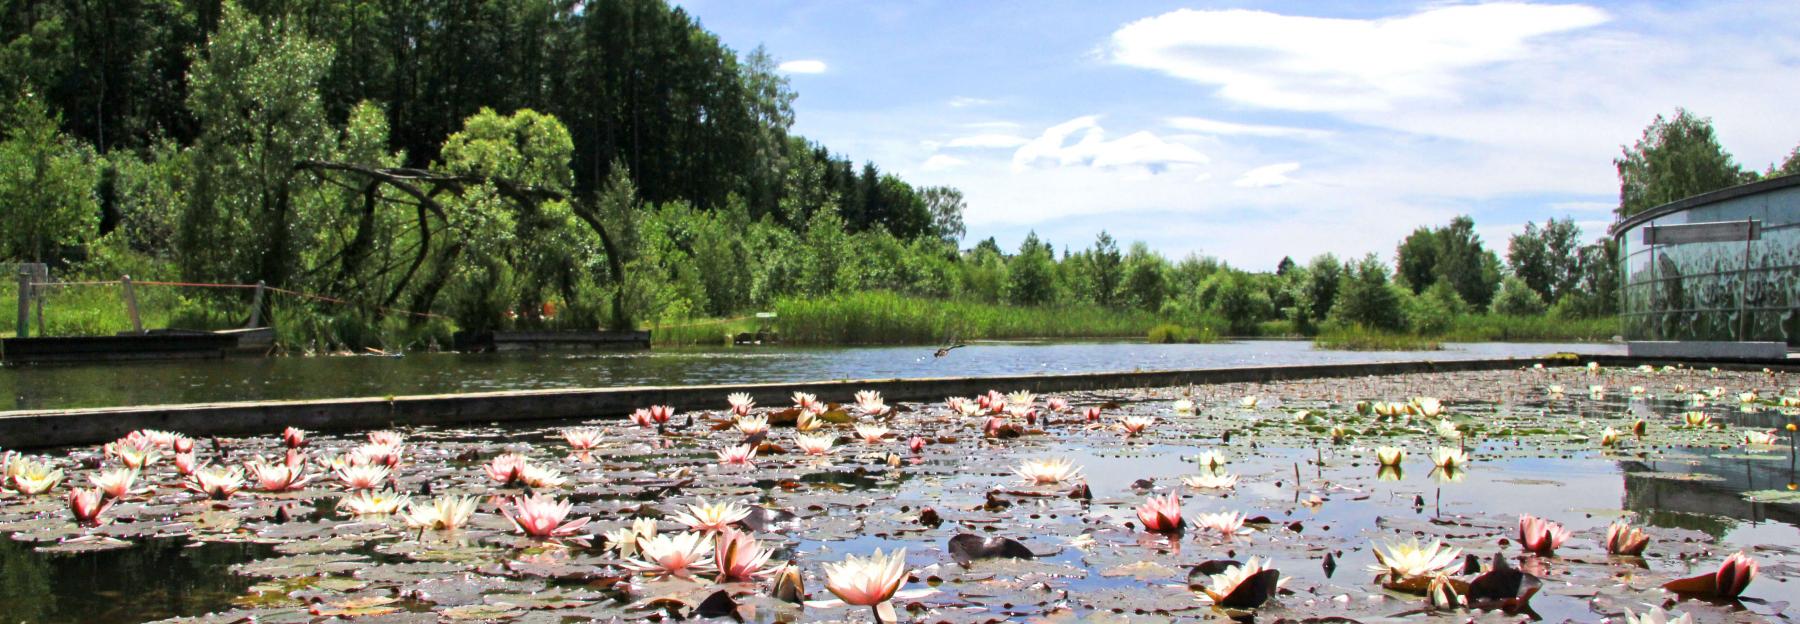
(651, 317, 763, 347)
(1312, 327, 1444, 351)
(772, 292, 1169, 345)
(1311, 314, 1617, 351)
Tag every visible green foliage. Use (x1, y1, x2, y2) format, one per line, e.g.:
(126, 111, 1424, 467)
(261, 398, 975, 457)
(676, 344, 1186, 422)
(1403, 282, 1466, 335)
(1394, 216, 1501, 307)
(1506, 217, 1582, 303)
(1312, 325, 1441, 351)
(1615, 108, 1745, 218)
(0, 92, 100, 261)
(1491, 276, 1548, 316)
(1330, 254, 1406, 331)
(1119, 242, 1169, 311)
(1146, 322, 1221, 344)
(773, 292, 1166, 345)
(1006, 232, 1058, 306)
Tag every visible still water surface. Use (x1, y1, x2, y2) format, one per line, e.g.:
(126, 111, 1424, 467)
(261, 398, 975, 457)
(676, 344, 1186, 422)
(0, 340, 1619, 411)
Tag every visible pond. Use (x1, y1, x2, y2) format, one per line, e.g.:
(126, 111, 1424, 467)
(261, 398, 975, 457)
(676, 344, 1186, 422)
(0, 363, 1795, 622)
(0, 340, 1620, 411)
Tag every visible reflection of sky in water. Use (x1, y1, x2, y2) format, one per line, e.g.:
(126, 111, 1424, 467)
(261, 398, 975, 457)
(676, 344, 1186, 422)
(0, 340, 1620, 410)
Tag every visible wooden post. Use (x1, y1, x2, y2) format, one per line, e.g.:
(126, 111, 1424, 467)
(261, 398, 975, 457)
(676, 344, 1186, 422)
(1739, 218, 1754, 342)
(33, 278, 44, 337)
(247, 281, 267, 328)
(122, 274, 144, 334)
(14, 269, 27, 339)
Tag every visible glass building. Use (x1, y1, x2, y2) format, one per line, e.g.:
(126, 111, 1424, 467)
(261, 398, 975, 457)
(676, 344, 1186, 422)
(1614, 174, 1800, 347)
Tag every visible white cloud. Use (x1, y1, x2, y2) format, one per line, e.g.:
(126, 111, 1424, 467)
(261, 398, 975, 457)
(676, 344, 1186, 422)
(921, 154, 968, 171)
(946, 133, 1031, 149)
(1011, 116, 1209, 173)
(1164, 116, 1331, 139)
(1549, 201, 1616, 214)
(1109, 4, 1609, 111)
(1233, 162, 1301, 188)
(963, 121, 1022, 130)
(777, 59, 828, 74)
(948, 96, 994, 108)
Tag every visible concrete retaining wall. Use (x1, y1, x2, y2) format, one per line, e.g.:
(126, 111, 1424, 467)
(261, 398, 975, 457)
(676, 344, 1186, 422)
(0, 353, 1791, 449)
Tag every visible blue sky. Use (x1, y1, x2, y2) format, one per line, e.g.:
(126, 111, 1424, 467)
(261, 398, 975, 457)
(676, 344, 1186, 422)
(674, 1, 1800, 270)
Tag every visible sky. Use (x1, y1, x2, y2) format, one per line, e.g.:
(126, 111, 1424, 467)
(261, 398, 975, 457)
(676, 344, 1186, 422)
(673, 0, 1800, 270)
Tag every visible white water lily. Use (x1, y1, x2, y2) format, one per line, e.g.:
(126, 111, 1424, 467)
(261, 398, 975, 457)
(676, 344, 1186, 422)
(1411, 397, 1443, 417)
(1006, 390, 1036, 408)
(854, 423, 889, 444)
(735, 414, 770, 436)
(403, 495, 479, 530)
(1368, 539, 1462, 578)
(794, 432, 837, 456)
(1193, 449, 1228, 470)
(1625, 606, 1694, 624)
(1431, 447, 1469, 469)
(1013, 458, 1084, 484)
(339, 489, 411, 516)
(1434, 419, 1461, 439)
(1239, 395, 1259, 409)
(670, 498, 752, 533)
(623, 530, 715, 578)
(1172, 399, 1195, 414)
(1181, 472, 1239, 489)
(1375, 446, 1406, 466)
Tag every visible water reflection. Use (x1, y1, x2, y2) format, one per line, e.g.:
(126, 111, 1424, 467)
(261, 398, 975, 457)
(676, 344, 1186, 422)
(0, 340, 1617, 411)
(0, 537, 272, 623)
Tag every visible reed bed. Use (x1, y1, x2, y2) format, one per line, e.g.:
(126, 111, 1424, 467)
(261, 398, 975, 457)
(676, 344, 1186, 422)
(772, 292, 1167, 345)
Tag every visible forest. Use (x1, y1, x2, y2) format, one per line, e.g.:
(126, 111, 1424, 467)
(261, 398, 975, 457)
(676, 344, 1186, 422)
(2, 1, 1796, 349)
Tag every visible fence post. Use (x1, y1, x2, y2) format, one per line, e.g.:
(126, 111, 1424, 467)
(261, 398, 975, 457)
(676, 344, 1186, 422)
(122, 274, 144, 334)
(247, 281, 267, 328)
(14, 269, 27, 339)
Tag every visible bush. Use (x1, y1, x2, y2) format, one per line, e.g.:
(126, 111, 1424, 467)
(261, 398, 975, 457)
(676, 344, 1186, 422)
(1403, 282, 1465, 335)
(1147, 322, 1221, 343)
(1330, 255, 1406, 331)
(1491, 276, 1547, 316)
(1313, 323, 1442, 351)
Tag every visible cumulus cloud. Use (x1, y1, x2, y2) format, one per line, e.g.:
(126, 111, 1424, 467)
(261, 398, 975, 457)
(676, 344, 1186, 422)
(1011, 116, 1209, 173)
(1108, 3, 1609, 111)
(946, 133, 1031, 149)
(1233, 162, 1302, 188)
(948, 96, 994, 108)
(777, 59, 828, 74)
(1164, 116, 1331, 139)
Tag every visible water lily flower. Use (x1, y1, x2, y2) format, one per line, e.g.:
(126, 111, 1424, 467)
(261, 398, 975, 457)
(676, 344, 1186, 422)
(1014, 458, 1084, 484)
(104, 437, 159, 470)
(1329, 425, 1348, 443)
(517, 463, 567, 488)
(1589, 385, 1607, 399)
(604, 518, 659, 556)
(1082, 406, 1101, 422)
(1709, 386, 1726, 399)
(247, 460, 313, 492)
(1194, 449, 1228, 471)
(716, 444, 757, 467)
(1599, 427, 1622, 447)
(502, 493, 591, 538)
(772, 562, 805, 603)
(1182, 472, 1239, 490)
(823, 548, 909, 618)
(282, 426, 306, 448)
(1374, 401, 1407, 419)
(1682, 412, 1712, 428)
(367, 430, 405, 446)
(1195, 511, 1249, 537)
(1517, 514, 1571, 555)
(351, 442, 403, 467)
(1632, 419, 1648, 436)
(1548, 385, 1565, 397)
(1434, 419, 1461, 439)
(1172, 399, 1195, 414)
(339, 489, 411, 516)
(403, 495, 479, 530)
(714, 528, 777, 581)
(1431, 447, 1469, 469)
(645, 405, 675, 425)
(1662, 551, 1757, 599)
(795, 410, 824, 432)
(1196, 556, 1287, 610)
(1587, 361, 1600, 375)
(1007, 390, 1036, 408)
(672, 498, 752, 533)
(337, 463, 391, 490)
(727, 392, 755, 416)
(1630, 386, 1647, 397)
(89, 468, 139, 499)
(1046, 397, 1069, 413)
(1120, 415, 1155, 436)
(1239, 396, 1259, 409)
(854, 423, 889, 444)
(562, 427, 605, 450)
(735, 415, 770, 437)
(1604, 521, 1650, 556)
(907, 436, 927, 454)
(1743, 430, 1779, 446)
(185, 465, 244, 500)
(1376, 446, 1406, 466)
(1368, 539, 1462, 580)
(794, 432, 837, 456)
(173, 452, 199, 476)
(1136, 492, 1184, 533)
(1625, 607, 1693, 624)
(623, 530, 715, 578)
(792, 392, 820, 411)
(483, 453, 528, 485)
(945, 397, 977, 417)
(628, 409, 656, 428)
(67, 488, 112, 526)
(855, 390, 886, 413)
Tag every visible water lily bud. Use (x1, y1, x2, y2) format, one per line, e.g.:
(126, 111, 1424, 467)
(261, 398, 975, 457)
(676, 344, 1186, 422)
(771, 562, 804, 603)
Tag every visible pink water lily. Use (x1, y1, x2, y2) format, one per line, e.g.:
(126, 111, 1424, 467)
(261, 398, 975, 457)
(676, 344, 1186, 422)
(502, 493, 591, 538)
(1517, 514, 1571, 555)
(484, 453, 528, 485)
(1604, 521, 1650, 556)
(717, 444, 757, 467)
(562, 427, 605, 450)
(173, 452, 199, 476)
(824, 548, 909, 609)
(248, 460, 313, 492)
(622, 530, 715, 578)
(1136, 492, 1184, 533)
(282, 426, 307, 448)
(185, 465, 244, 500)
(67, 488, 112, 526)
(336, 464, 391, 490)
(714, 528, 777, 581)
(88, 468, 139, 499)
(366, 430, 405, 446)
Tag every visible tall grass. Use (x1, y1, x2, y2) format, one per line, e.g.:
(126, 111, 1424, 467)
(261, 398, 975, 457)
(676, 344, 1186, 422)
(1313, 326, 1443, 351)
(1440, 314, 1617, 342)
(773, 292, 1168, 345)
(1146, 322, 1222, 344)
(651, 317, 762, 347)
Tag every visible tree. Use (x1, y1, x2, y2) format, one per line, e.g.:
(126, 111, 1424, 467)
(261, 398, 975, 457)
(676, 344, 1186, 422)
(919, 186, 966, 246)
(0, 92, 101, 261)
(1768, 144, 1800, 178)
(1394, 226, 1438, 294)
(1615, 108, 1744, 218)
(1491, 276, 1547, 316)
(1119, 242, 1167, 311)
(1005, 232, 1057, 305)
(1085, 231, 1123, 307)
(1506, 217, 1581, 303)
(1299, 254, 1342, 322)
(1433, 216, 1502, 308)
(1330, 254, 1404, 331)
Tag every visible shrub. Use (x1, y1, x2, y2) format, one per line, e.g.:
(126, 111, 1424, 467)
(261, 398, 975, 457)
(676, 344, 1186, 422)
(1491, 276, 1547, 316)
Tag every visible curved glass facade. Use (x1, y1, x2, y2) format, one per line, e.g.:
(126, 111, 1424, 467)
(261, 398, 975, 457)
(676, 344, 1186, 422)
(1615, 177, 1800, 345)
